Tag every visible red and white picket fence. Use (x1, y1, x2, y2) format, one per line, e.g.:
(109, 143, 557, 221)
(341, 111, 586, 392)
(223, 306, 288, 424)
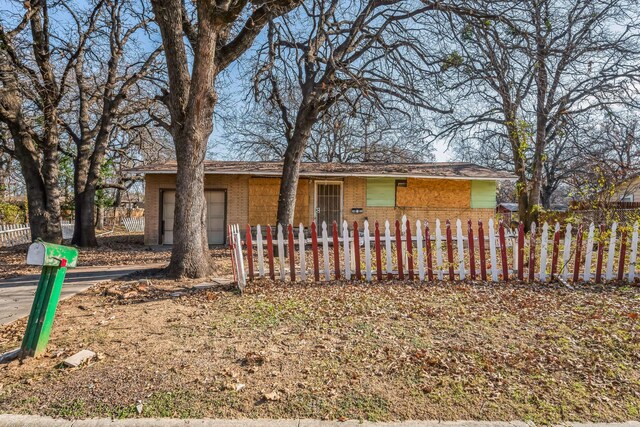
(227, 217, 639, 291)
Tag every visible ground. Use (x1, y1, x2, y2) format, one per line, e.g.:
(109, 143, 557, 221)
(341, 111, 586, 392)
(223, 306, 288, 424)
(0, 232, 231, 280)
(1, 268, 638, 423)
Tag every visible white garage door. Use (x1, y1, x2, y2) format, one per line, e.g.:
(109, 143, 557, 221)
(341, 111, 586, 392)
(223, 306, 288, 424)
(162, 190, 225, 245)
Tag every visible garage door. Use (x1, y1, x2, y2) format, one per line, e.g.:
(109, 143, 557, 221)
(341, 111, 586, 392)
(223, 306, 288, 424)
(162, 190, 226, 245)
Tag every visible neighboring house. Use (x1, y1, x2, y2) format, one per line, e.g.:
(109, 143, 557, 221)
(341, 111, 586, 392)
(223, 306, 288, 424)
(496, 202, 518, 223)
(128, 161, 514, 245)
(612, 176, 640, 203)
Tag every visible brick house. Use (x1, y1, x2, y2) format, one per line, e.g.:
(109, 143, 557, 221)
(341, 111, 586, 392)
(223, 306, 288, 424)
(128, 161, 514, 245)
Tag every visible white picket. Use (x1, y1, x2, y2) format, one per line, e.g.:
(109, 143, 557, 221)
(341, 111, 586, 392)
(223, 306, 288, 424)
(583, 223, 595, 282)
(234, 228, 246, 291)
(539, 222, 549, 282)
(561, 223, 573, 281)
(298, 224, 306, 281)
(321, 221, 330, 280)
(416, 220, 425, 281)
(606, 222, 618, 281)
(343, 220, 351, 280)
(256, 225, 265, 277)
(488, 219, 498, 282)
(363, 220, 372, 281)
(277, 224, 286, 280)
(628, 222, 639, 281)
(435, 219, 444, 280)
(384, 220, 392, 276)
(456, 219, 465, 280)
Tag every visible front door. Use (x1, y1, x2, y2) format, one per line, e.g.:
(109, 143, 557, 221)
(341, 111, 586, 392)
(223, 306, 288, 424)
(315, 182, 342, 227)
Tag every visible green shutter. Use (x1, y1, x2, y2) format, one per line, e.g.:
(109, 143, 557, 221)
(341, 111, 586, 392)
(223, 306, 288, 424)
(471, 180, 497, 208)
(366, 178, 395, 207)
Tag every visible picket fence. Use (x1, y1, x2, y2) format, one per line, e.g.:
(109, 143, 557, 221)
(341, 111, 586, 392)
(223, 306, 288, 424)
(227, 216, 640, 291)
(0, 220, 89, 247)
(0, 223, 31, 247)
(122, 217, 145, 232)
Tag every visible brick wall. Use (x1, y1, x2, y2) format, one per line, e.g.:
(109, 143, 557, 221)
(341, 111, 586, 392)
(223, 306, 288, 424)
(144, 173, 497, 245)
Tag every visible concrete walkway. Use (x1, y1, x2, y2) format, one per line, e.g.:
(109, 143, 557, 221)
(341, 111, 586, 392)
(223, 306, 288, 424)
(0, 264, 164, 325)
(0, 416, 638, 427)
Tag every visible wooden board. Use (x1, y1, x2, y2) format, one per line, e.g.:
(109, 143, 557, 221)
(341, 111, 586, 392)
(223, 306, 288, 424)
(396, 178, 471, 208)
(248, 178, 309, 225)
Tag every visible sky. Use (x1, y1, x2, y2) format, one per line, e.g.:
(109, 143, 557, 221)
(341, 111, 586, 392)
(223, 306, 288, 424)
(2, 0, 454, 163)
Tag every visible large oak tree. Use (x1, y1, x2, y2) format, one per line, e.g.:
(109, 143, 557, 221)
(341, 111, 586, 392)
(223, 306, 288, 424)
(150, 0, 298, 277)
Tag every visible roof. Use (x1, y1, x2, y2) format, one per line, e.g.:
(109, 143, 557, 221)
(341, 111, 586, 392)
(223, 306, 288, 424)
(497, 202, 519, 211)
(127, 160, 515, 181)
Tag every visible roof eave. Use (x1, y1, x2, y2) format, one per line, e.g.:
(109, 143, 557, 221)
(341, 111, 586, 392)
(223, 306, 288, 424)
(127, 169, 516, 180)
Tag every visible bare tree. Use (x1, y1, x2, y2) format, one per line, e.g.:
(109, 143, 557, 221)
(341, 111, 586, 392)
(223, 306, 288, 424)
(254, 0, 456, 226)
(430, 0, 640, 226)
(565, 111, 640, 204)
(57, 0, 162, 247)
(0, 0, 97, 242)
(150, 0, 299, 278)
(224, 96, 432, 162)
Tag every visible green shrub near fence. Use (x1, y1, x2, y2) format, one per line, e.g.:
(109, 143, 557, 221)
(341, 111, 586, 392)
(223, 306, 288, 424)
(0, 201, 26, 224)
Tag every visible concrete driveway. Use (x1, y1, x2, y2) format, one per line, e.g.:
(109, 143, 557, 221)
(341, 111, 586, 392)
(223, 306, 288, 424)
(0, 264, 164, 325)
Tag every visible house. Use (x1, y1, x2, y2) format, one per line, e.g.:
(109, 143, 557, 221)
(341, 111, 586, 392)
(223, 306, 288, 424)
(127, 161, 515, 245)
(496, 202, 518, 223)
(612, 175, 640, 203)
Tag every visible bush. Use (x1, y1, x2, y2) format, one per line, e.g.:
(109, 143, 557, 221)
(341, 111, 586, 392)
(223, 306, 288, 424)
(0, 201, 26, 224)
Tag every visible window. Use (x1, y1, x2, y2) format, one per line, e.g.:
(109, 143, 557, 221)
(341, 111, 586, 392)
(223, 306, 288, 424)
(621, 194, 634, 203)
(471, 180, 497, 208)
(366, 178, 396, 207)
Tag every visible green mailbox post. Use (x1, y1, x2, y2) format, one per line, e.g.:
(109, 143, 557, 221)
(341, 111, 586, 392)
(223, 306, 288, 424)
(21, 240, 79, 357)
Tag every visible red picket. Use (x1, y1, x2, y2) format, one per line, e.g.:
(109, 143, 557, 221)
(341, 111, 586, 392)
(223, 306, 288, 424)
(517, 222, 524, 281)
(467, 219, 476, 280)
(498, 220, 509, 281)
(374, 221, 383, 281)
(266, 225, 275, 280)
(245, 224, 254, 280)
(425, 223, 434, 281)
(551, 225, 561, 279)
(477, 220, 487, 281)
(528, 224, 536, 282)
(617, 230, 627, 281)
(228, 224, 237, 283)
(445, 219, 455, 280)
(332, 221, 340, 280)
(311, 222, 320, 282)
(353, 221, 362, 280)
(573, 223, 584, 283)
(287, 224, 296, 282)
(406, 219, 414, 280)
(595, 224, 605, 284)
(395, 220, 404, 279)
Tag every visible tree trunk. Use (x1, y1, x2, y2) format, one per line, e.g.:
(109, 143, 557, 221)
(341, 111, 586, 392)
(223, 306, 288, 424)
(9, 126, 62, 243)
(96, 203, 104, 230)
(72, 188, 98, 246)
(168, 131, 211, 278)
(277, 108, 316, 227)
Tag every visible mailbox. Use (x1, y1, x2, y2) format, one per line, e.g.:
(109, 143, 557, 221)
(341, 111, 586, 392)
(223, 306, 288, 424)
(27, 240, 79, 268)
(22, 240, 78, 357)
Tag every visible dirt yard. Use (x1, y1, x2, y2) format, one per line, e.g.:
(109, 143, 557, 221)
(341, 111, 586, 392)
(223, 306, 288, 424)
(0, 276, 638, 423)
(0, 232, 233, 279)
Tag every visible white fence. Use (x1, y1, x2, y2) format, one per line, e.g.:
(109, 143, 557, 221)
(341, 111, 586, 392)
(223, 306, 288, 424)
(122, 217, 144, 232)
(0, 217, 143, 247)
(0, 224, 31, 247)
